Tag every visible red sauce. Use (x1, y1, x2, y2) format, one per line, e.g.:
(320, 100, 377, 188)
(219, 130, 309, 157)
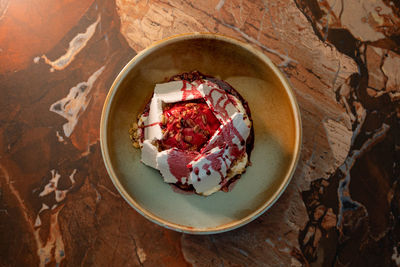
(161, 100, 220, 151)
(142, 122, 161, 128)
(181, 80, 202, 101)
(166, 149, 198, 183)
(201, 117, 245, 156)
(202, 81, 239, 122)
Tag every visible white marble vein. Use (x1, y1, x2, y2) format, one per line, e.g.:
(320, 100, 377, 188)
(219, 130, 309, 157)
(39, 16, 101, 71)
(49, 66, 105, 137)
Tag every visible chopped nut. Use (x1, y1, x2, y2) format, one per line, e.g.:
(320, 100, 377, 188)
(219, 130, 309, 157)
(193, 125, 200, 133)
(184, 135, 193, 142)
(176, 133, 182, 142)
(168, 116, 174, 123)
(161, 115, 167, 125)
(187, 119, 195, 127)
(201, 114, 207, 125)
(176, 122, 181, 128)
(132, 142, 140, 148)
(163, 130, 169, 139)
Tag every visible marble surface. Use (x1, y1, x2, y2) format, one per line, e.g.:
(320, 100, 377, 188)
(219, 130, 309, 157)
(0, 0, 399, 266)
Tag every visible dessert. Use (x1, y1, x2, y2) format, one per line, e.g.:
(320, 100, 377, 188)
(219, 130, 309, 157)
(130, 71, 254, 196)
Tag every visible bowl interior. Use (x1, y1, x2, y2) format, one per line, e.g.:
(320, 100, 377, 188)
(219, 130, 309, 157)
(103, 35, 300, 233)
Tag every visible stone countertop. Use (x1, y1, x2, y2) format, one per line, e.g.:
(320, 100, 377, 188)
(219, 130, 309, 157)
(0, 0, 399, 266)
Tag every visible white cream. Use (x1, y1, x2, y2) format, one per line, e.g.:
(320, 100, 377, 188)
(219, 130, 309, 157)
(197, 82, 239, 123)
(144, 96, 162, 140)
(138, 79, 251, 196)
(154, 80, 202, 103)
(156, 149, 178, 183)
(141, 140, 158, 169)
(188, 146, 232, 195)
(226, 152, 248, 179)
(202, 112, 250, 153)
(198, 153, 249, 196)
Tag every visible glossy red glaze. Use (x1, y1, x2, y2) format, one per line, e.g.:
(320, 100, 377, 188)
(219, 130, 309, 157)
(161, 101, 220, 151)
(167, 149, 198, 183)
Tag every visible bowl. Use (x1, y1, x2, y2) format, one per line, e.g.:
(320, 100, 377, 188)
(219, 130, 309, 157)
(100, 33, 301, 234)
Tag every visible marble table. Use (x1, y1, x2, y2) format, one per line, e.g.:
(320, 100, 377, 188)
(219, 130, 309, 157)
(1, 0, 399, 266)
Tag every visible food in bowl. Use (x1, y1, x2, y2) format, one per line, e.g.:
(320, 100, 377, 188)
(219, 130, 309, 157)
(130, 71, 254, 196)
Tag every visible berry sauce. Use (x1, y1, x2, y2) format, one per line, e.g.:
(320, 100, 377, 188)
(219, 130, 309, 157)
(161, 100, 221, 151)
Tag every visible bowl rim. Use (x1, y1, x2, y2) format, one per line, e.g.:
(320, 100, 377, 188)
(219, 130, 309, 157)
(100, 32, 302, 234)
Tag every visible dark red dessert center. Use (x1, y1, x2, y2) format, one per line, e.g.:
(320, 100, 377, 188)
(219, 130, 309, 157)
(161, 100, 221, 151)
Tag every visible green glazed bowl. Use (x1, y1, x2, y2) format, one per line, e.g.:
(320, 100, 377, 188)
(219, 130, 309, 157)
(100, 33, 302, 234)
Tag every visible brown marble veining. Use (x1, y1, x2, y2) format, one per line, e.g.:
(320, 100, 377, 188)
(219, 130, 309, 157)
(294, 0, 400, 265)
(0, 0, 399, 266)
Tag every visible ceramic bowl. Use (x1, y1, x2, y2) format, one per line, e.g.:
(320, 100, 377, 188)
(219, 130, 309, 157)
(100, 33, 301, 234)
